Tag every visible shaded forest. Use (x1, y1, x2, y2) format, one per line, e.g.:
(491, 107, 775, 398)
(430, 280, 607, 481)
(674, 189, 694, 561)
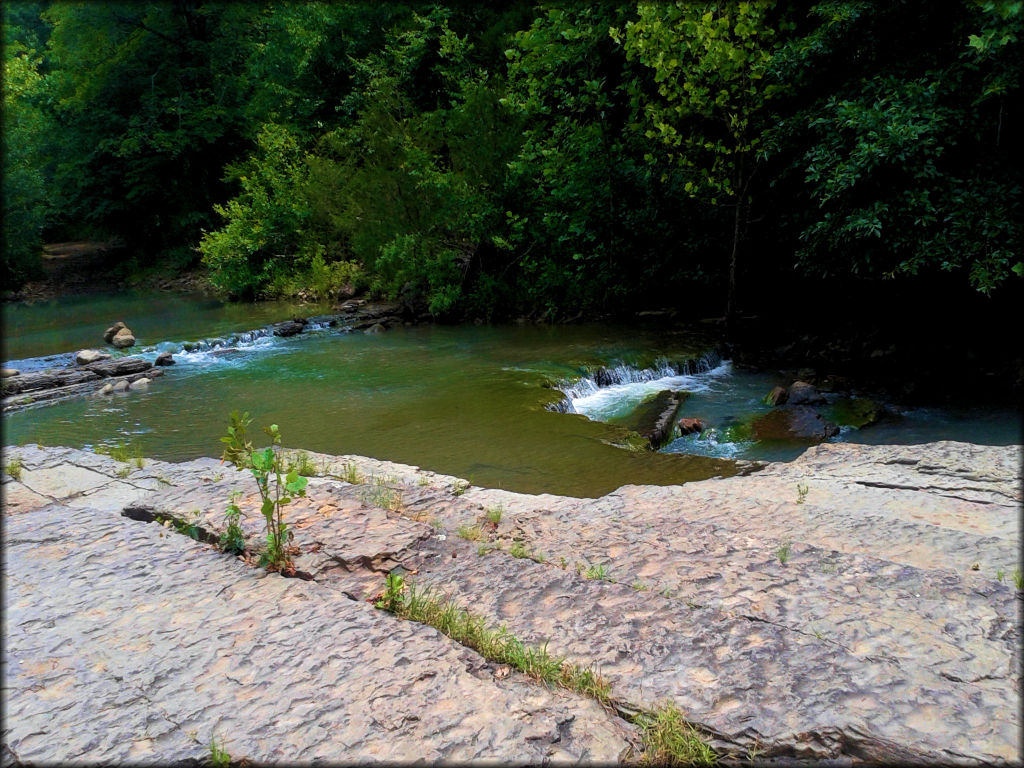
(3, 1, 1021, 328)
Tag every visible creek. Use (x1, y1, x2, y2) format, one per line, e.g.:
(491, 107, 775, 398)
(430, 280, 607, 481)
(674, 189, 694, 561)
(3, 291, 1019, 497)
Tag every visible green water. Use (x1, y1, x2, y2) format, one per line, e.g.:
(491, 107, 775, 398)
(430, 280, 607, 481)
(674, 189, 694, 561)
(4, 291, 1019, 497)
(2, 293, 737, 496)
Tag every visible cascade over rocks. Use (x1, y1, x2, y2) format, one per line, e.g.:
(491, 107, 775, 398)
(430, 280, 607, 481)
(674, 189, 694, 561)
(273, 318, 307, 337)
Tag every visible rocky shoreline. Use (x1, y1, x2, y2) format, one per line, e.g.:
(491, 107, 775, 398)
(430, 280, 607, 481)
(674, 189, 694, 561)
(1, 299, 414, 414)
(3, 440, 1019, 764)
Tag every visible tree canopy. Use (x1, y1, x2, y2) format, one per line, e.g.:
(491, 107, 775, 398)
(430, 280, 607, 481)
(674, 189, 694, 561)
(3, 1, 1020, 318)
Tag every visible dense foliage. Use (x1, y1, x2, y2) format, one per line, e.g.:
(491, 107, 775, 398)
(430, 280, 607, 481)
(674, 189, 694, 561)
(3, 1, 1021, 318)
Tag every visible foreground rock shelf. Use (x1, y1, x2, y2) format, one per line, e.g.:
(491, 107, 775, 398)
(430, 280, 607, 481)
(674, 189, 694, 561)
(2, 441, 1020, 764)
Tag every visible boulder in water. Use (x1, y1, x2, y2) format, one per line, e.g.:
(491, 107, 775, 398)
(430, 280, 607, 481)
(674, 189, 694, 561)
(111, 379, 130, 393)
(129, 378, 150, 390)
(365, 323, 387, 335)
(84, 357, 151, 377)
(677, 417, 708, 436)
(825, 397, 886, 429)
(103, 321, 126, 343)
(273, 319, 307, 337)
(751, 406, 839, 442)
(154, 352, 175, 366)
(111, 328, 136, 348)
(76, 349, 111, 365)
(787, 380, 825, 405)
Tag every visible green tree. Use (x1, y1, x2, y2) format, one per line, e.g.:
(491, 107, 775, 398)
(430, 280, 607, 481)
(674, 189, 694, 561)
(618, 1, 790, 328)
(2, 38, 50, 287)
(773, 1, 1022, 293)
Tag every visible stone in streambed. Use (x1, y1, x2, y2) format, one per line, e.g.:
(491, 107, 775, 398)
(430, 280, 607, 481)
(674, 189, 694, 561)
(154, 352, 175, 366)
(787, 380, 825, 405)
(750, 405, 839, 441)
(2, 369, 20, 378)
(273, 318, 307, 337)
(75, 349, 111, 365)
(677, 417, 708, 436)
(365, 322, 387, 335)
(111, 327, 136, 348)
(128, 378, 150, 390)
(102, 321, 126, 343)
(84, 357, 151, 377)
(763, 385, 788, 406)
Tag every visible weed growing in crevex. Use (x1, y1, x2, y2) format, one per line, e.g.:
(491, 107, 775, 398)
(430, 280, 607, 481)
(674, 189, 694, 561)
(637, 701, 717, 766)
(457, 524, 483, 542)
(156, 474, 173, 486)
(452, 479, 469, 496)
(208, 736, 231, 768)
(996, 568, 1004, 582)
(796, 483, 808, 504)
(776, 541, 791, 565)
(220, 491, 246, 555)
(96, 441, 145, 467)
(362, 475, 403, 511)
(485, 505, 503, 525)
(632, 581, 649, 591)
(1014, 568, 1023, 591)
(338, 462, 362, 484)
(116, 466, 131, 479)
(287, 450, 318, 477)
(220, 411, 307, 573)
(375, 580, 612, 704)
(5, 455, 22, 480)
(509, 540, 529, 559)
(585, 564, 610, 581)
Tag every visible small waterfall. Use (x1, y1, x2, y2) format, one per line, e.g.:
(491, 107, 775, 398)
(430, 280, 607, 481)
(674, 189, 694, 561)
(546, 348, 725, 414)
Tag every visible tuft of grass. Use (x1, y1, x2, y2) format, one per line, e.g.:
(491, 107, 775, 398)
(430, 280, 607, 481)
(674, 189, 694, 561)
(95, 441, 144, 467)
(452, 479, 470, 496)
(485, 505, 503, 525)
(457, 524, 483, 542)
(638, 702, 717, 766)
(362, 475, 403, 511)
(116, 466, 131, 479)
(509, 540, 529, 559)
(417, 475, 431, 487)
(338, 462, 362, 484)
(376, 580, 612, 704)
(996, 568, 1004, 582)
(375, 579, 716, 765)
(1014, 568, 1023, 591)
(776, 541, 791, 565)
(632, 580, 649, 591)
(156, 474, 173, 486)
(287, 450, 318, 477)
(795, 483, 808, 505)
(585, 564, 610, 581)
(5, 455, 23, 481)
(208, 736, 231, 768)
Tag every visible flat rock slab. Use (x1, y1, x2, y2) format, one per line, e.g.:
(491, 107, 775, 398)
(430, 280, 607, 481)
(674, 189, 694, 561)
(3, 501, 634, 764)
(3, 441, 1020, 764)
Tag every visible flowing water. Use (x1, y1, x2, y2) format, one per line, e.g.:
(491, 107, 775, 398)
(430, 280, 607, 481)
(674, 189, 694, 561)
(3, 291, 1019, 497)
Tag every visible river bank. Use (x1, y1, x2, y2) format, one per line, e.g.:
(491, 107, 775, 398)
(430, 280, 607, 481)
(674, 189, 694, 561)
(3, 440, 1019, 764)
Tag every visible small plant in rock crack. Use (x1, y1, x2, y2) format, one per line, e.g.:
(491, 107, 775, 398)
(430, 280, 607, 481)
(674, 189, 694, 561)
(452, 479, 469, 496)
(795, 483, 808, 504)
(208, 736, 231, 768)
(375, 571, 407, 612)
(776, 541, 792, 565)
(5, 455, 23, 480)
(485, 505, 503, 526)
(219, 491, 246, 555)
(1014, 568, 1023, 591)
(586, 564, 610, 581)
(220, 410, 307, 573)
